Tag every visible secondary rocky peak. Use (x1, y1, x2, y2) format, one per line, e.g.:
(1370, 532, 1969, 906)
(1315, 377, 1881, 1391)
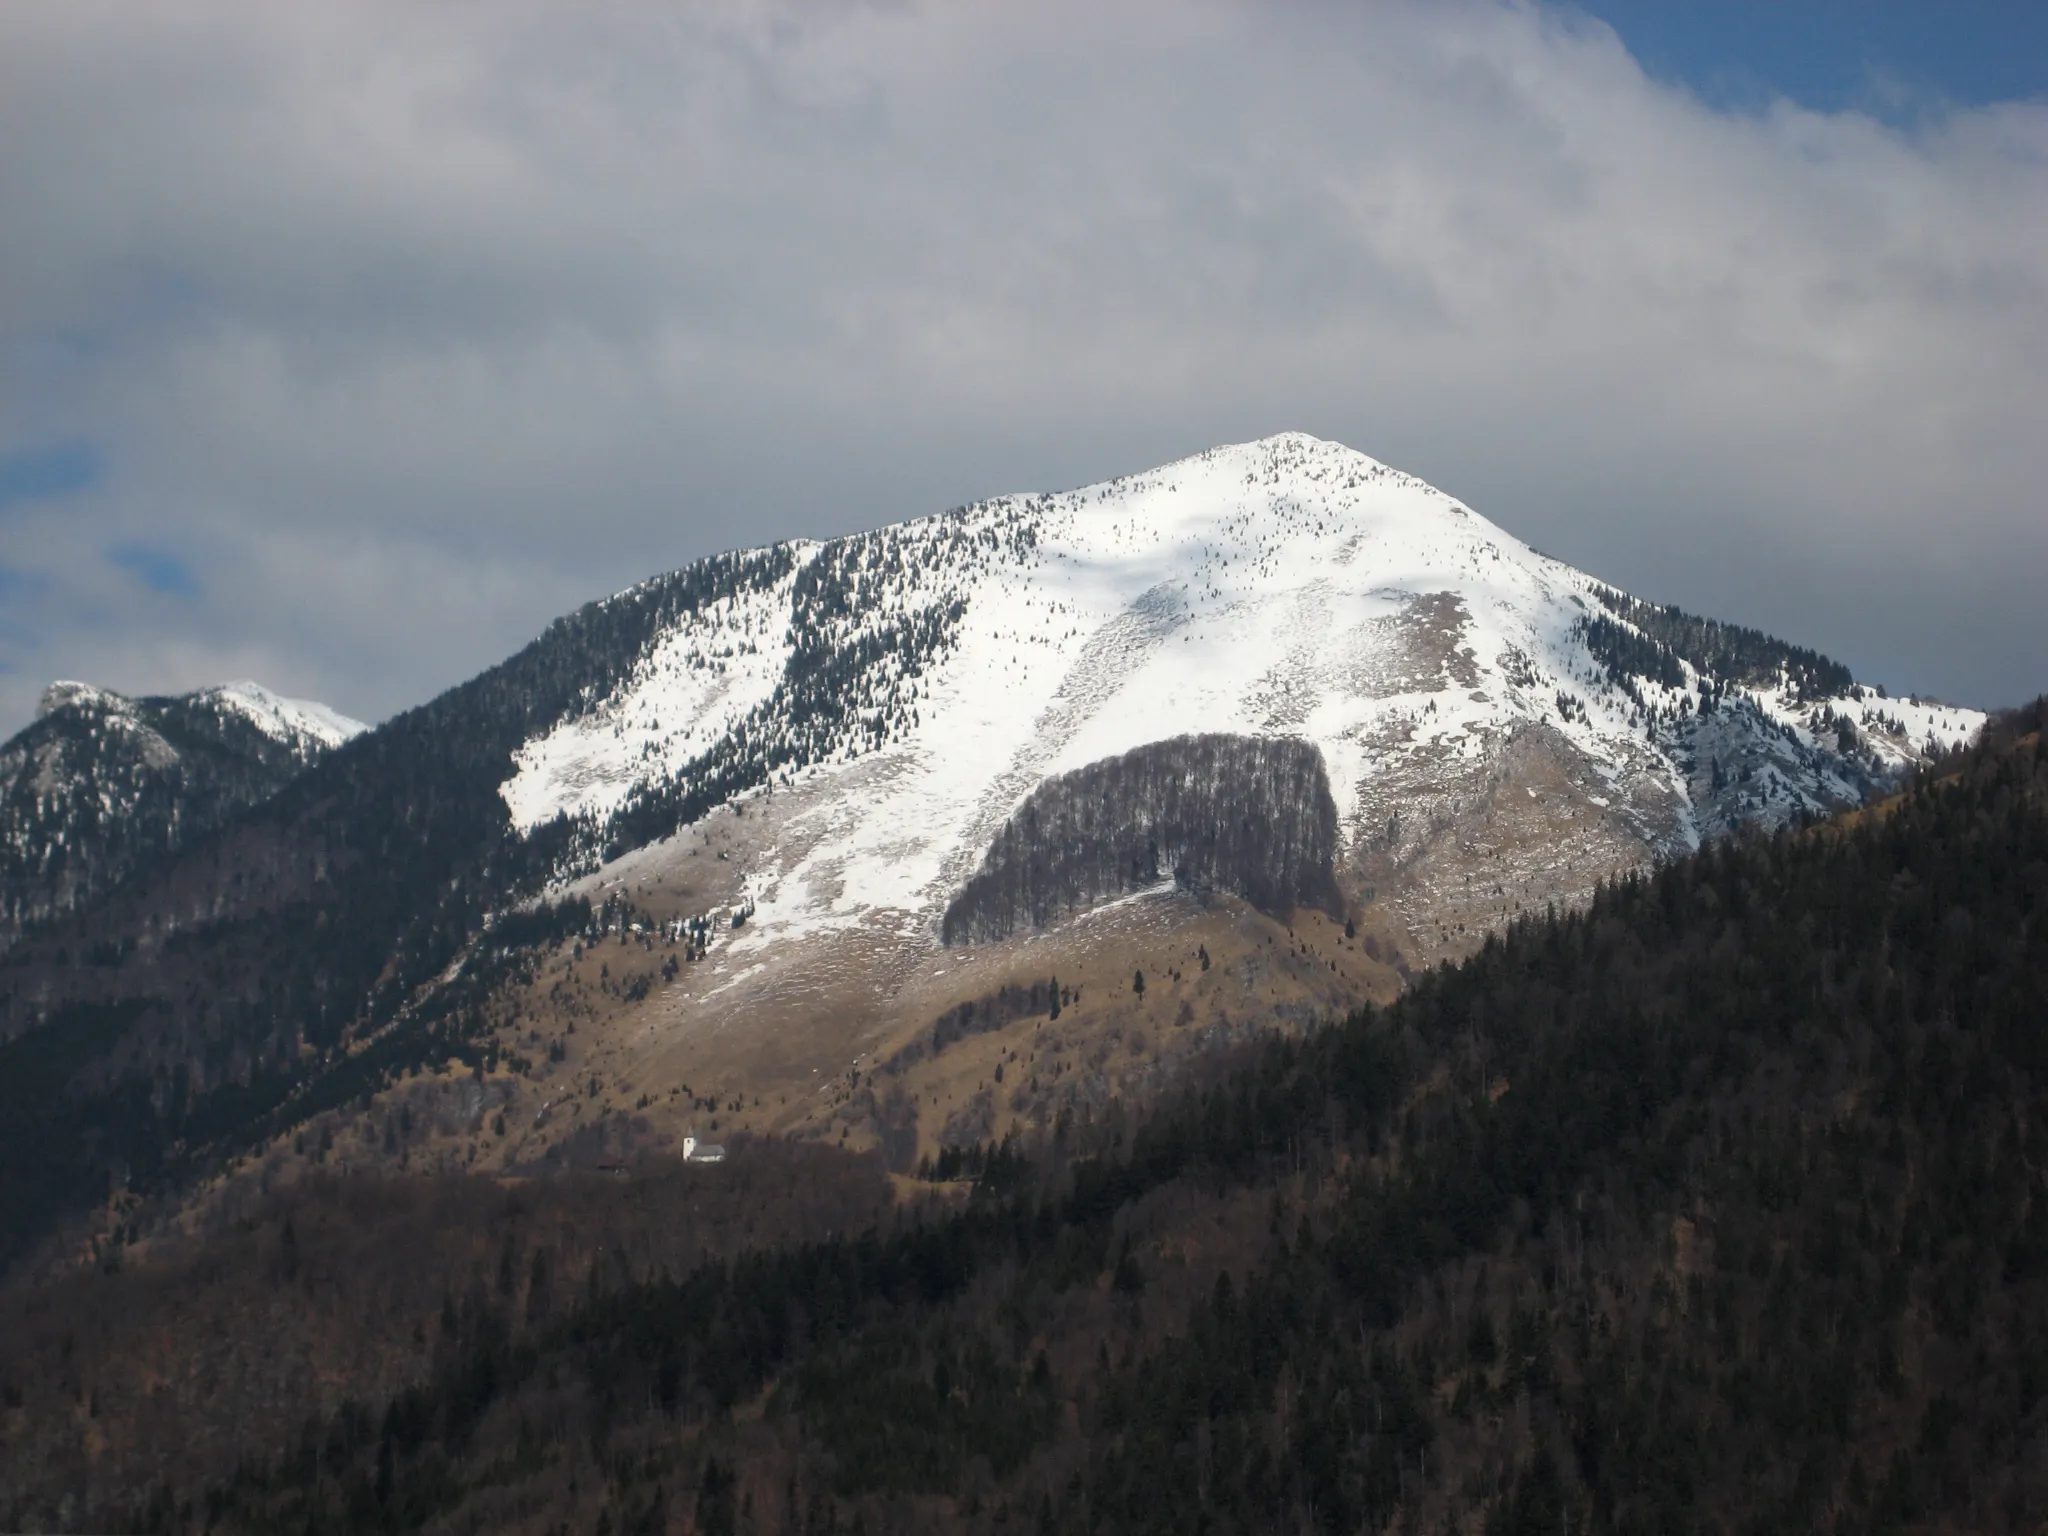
(0, 675, 364, 949)
(36, 679, 124, 719)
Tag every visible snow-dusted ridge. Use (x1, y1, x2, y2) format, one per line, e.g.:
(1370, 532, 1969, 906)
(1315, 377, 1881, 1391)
(2, 675, 368, 947)
(33, 677, 365, 754)
(501, 433, 1982, 956)
(204, 680, 366, 752)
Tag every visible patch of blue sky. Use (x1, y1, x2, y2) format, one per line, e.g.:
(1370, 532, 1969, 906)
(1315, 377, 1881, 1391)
(0, 441, 101, 511)
(108, 543, 200, 597)
(0, 569, 47, 657)
(0, 568, 48, 604)
(1570, 1, 2047, 120)
(0, 569, 53, 672)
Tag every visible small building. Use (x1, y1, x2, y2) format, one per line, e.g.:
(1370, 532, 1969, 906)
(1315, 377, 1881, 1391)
(683, 1135, 726, 1164)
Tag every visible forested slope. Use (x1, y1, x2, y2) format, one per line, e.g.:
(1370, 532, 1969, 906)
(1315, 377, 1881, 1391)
(0, 549, 792, 1271)
(0, 682, 356, 948)
(16, 703, 2044, 1535)
(942, 734, 1343, 944)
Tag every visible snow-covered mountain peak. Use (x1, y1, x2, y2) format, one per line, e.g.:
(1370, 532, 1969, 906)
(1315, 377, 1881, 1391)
(37, 680, 126, 719)
(496, 435, 1981, 976)
(31, 676, 365, 753)
(204, 680, 366, 752)
(0, 435, 1993, 1226)
(2, 674, 368, 948)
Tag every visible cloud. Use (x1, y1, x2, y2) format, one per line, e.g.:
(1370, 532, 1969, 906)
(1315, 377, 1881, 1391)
(0, 0, 2042, 733)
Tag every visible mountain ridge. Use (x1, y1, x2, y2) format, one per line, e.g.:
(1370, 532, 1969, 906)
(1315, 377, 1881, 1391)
(0, 677, 364, 951)
(502, 433, 1974, 948)
(0, 433, 1983, 1275)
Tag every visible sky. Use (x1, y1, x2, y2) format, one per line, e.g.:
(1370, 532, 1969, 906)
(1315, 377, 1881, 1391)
(0, 0, 2043, 737)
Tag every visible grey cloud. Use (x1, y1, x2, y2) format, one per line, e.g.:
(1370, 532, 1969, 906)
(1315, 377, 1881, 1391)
(0, 0, 2042, 731)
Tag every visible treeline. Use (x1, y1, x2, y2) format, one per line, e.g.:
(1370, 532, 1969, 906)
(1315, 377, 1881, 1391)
(1583, 584, 1856, 703)
(914, 1137, 1030, 1191)
(484, 896, 594, 954)
(883, 979, 1075, 1077)
(943, 733, 1342, 944)
(603, 512, 1027, 856)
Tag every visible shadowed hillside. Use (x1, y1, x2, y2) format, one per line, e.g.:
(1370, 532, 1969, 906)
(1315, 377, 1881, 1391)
(11, 699, 2039, 1534)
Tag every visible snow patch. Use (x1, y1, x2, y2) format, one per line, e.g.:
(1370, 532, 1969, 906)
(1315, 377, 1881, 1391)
(207, 680, 366, 750)
(502, 560, 811, 831)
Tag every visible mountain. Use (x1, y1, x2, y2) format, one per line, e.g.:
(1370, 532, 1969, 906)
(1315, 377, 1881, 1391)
(498, 432, 1970, 945)
(0, 435, 1980, 1275)
(8, 699, 2042, 1536)
(0, 679, 364, 950)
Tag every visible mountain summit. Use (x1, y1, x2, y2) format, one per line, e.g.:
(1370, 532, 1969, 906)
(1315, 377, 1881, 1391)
(0, 678, 364, 948)
(0, 435, 1979, 1269)
(506, 432, 1973, 959)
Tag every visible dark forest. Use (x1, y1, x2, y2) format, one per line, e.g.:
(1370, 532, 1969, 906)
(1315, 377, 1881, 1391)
(943, 733, 1343, 945)
(7, 702, 2039, 1532)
